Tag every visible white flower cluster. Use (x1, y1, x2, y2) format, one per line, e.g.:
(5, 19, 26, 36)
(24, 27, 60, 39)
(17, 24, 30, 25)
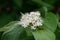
(19, 11, 43, 30)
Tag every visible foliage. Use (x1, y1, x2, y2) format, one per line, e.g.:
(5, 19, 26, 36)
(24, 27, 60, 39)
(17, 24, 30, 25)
(0, 0, 60, 40)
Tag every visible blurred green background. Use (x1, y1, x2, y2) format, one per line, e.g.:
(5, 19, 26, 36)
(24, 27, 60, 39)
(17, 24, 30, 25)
(0, 0, 60, 40)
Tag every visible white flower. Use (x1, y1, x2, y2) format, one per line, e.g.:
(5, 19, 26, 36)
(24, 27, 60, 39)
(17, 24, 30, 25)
(18, 11, 43, 30)
(30, 11, 40, 16)
(31, 26, 36, 30)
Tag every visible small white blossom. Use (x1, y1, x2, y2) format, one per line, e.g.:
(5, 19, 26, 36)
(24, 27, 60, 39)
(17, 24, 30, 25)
(30, 11, 40, 16)
(31, 26, 36, 30)
(18, 11, 43, 30)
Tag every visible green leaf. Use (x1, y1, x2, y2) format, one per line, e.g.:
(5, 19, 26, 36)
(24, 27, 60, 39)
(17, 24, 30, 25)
(0, 13, 13, 28)
(44, 12, 58, 32)
(55, 28, 60, 40)
(39, 7, 48, 17)
(13, 0, 22, 9)
(43, 0, 56, 5)
(32, 29, 55, 40)
(1, 21, 27, 40)
(58, 22, 60, 28)
(0, 21, 18, 32)
(32, 0, 53, 10)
